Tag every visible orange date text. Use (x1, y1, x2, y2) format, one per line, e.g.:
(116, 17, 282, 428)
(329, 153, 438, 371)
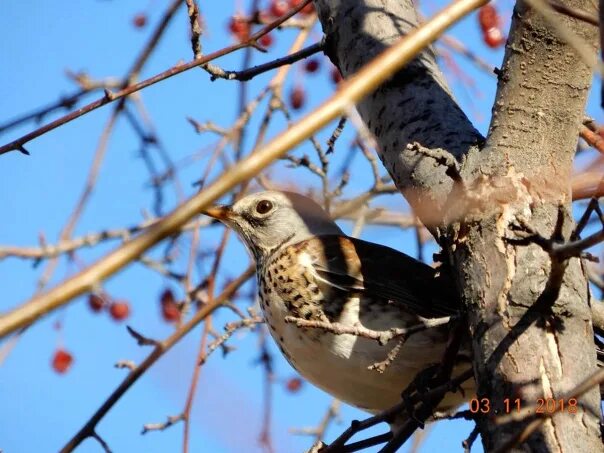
(468, 397, 578, 414)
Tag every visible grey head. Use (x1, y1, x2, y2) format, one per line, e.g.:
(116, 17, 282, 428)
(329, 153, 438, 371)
(203, 191, 342, 261)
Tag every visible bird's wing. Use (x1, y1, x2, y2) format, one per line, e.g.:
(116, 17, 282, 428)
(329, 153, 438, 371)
(292, 235, 459, 318)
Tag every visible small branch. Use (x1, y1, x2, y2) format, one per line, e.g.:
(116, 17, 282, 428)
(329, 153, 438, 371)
(126, 326, 159, 347)
(367, 338, 405, 373)
(184, 0, 202, 59)
(580, 124, 604, 155)
(284, 316, 453, 346)
(323, 368, 474, 452)
(406, 142, 463, 185)
(91, 431, 112, 453)
(462, 424, 480, 453)
(511, 213, 604, 262)
(0, 1, 308, 156)
(0, 217, 209, 261)
(200, 316, 263, 365)
(60, 267, 254, 452)
(211, 40, 325, 82)
(141, 414, 184, 435)
(114, 360, 136, 371)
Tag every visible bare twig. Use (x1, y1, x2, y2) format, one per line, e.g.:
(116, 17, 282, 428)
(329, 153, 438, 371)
(0, 1, 310, 156)
(114, 360, 136, 371)
(60, 266, 254, 452)
(184, 0, 202, 59)
(284, 316, 453, 346)
(141, 414, 184, 435)
(211, 40, 325, 82)
(126, 326, 159, 347)
(323, 368, 474, 452)
(200, 316, 263, 365)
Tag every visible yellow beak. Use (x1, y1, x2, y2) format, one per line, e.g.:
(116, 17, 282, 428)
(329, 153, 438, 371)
(202, 205, 232, 221)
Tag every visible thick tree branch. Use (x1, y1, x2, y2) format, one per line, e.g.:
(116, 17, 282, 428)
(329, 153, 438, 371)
(313, 0, 602, 450)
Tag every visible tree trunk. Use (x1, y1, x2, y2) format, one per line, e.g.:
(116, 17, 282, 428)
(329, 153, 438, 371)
(314, 0, 602, 450)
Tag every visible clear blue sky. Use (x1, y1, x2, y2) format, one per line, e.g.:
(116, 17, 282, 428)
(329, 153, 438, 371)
(1, 1, 601, 452)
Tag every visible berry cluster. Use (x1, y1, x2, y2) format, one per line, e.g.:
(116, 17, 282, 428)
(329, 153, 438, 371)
(287, 60, 342, 111)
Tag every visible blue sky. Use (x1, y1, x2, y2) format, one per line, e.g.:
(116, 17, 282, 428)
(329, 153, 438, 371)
(1, 1, 602, 452)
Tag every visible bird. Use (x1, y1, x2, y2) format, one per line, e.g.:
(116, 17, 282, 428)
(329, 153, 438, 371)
(203, 190, 473, 419)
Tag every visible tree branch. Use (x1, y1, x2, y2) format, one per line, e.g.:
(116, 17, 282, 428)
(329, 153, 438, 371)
(60, 266, 254, 453)
(0, 0, 487, 339)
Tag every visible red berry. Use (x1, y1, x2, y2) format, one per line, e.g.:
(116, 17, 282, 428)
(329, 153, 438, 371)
(289, 0, 315, 15)
(160, 289, 181, 323)
(109, 301, 130, 321)
(478, 5, 499, 32)
(133, 13, 147, 29)
(270, 0, 289, 17)
(304, 58, 320, 73)
(285, 377, 303, 393)
(228, 16, 250, 41)
(330, 67, 343, 85)
(52, 349, 73, 374)
(483, 27, 505, 48)
(88, 293, 105, 313)
(259, 33, 274, 48)
(289, 86, 305, 110)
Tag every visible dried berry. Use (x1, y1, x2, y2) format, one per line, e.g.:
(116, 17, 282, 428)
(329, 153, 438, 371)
(259, 33, 274, 48)
(478, 5, 499, 32)
(52, 349, 73, 374)
(270, 0, 289, 17)
(228, 16, 250, 41)
(88, 293, 105, 313)
(133, 13, 147, 29)
(109, 301, 130, 321)
(483, 27, 505, 48)
(160, 289, 181, 322)
(285, 377, 303, 393)
(330, 67, 343, 85)
(304, 59, 320, 73)
(289, 86, 305, 110)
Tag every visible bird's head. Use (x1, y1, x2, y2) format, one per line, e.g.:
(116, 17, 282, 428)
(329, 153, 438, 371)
(202, 191, 342, 261)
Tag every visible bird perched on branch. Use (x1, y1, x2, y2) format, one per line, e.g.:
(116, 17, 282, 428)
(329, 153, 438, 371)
(203, 191, 473, 418)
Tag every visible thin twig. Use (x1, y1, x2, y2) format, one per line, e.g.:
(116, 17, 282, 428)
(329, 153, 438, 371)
(284, 316, 453, 346)
(0, 1, 309, 156)
(60, 266, 254, 452)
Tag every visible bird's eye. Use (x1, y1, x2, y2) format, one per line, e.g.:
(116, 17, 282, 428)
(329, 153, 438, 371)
(255, 200, 273, 215)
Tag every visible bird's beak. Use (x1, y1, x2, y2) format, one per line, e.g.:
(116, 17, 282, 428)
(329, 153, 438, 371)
(202, 204, 233, 221)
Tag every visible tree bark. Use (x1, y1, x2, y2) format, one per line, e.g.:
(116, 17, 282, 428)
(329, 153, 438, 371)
(314, 0, 602, 450)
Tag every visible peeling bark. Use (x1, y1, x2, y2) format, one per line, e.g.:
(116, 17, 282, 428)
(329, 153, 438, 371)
(314, 0, 602, 450)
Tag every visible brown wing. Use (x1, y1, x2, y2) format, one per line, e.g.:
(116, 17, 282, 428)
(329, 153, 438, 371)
(292, 235, 459, 318)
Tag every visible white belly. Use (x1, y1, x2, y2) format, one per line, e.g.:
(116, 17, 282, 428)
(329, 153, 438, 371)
(262, 292, 470, 413)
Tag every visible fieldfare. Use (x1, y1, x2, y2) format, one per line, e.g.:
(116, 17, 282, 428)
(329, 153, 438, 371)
(203, 191, 473, 417)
